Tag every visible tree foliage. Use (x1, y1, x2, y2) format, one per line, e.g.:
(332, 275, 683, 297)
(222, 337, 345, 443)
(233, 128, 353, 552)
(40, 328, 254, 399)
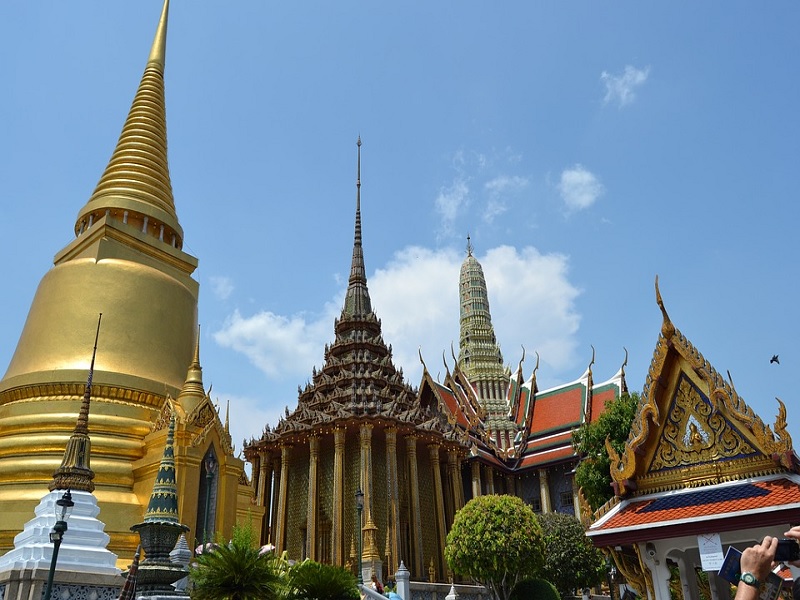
(445, 494, 545, 600)
(537, 512, 605, 596)
(572, 391, 640, 512)
(189, 523, 285, 600)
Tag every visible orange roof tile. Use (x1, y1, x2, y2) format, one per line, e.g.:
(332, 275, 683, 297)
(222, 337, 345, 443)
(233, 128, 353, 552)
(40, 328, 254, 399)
(529, 386, 583, 435)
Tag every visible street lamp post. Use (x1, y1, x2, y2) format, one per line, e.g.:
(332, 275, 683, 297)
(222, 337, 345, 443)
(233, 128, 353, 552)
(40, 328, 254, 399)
(44, 490, 75, 600)
(355, 489, 364, 585)
(203, 454, 217, 544)
(606, 557, 618, 600)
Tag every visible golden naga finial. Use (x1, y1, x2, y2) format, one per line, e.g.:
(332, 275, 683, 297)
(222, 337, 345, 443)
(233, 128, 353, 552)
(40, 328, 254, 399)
(655, 275, 675, 339)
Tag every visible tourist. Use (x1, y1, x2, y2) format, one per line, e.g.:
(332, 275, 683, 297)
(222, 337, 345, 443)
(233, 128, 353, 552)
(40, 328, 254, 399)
(735, 527, 800, 600)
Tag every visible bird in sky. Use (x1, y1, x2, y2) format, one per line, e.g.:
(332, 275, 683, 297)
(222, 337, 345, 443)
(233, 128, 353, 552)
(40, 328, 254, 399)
(770, 354, 780, 364)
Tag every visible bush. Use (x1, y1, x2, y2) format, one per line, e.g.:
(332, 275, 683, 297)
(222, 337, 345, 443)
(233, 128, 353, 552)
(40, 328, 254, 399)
(287, 560, 359, 600)
(510, 578, 560, 600)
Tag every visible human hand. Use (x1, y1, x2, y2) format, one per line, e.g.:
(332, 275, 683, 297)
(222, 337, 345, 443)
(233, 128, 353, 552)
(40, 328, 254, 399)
(783, 526, 800, 567)
(740, 536, 778, 582)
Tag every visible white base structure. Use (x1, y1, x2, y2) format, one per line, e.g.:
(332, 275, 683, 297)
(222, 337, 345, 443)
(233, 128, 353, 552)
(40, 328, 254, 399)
(0, 489, 119, 575)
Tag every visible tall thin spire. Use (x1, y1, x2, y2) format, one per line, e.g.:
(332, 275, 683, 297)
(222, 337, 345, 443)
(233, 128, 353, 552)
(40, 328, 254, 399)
(50, 314, 102, 493)
(75, 0, 183, 249)
(143, 410, 180, 523)
(342, 136, 372, 318)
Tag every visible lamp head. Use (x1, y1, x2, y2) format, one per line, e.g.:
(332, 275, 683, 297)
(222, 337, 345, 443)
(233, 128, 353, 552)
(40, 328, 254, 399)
(55, 489, 74, 523)
(355, 488, 364, 511)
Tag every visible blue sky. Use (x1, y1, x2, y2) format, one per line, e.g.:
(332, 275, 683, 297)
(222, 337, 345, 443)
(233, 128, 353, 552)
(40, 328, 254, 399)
(1, 2, 798, 455)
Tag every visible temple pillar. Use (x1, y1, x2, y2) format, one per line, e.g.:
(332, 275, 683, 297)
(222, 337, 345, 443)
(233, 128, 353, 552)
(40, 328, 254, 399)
(270, 454, 281, 544)
(677, 554, 701, 600)
(252, 453, 261, 502)
(275, 444, 292, 553)
(572, 486, 582, 518)
(258, 450, 272, 544)
(360, 423, 374, 519)
(538, 468, 551, 513)
(386, 427, 400, 576)
(407, 435, 423, 577)
(306, 435, 319, 560)
(471, 461, 482, 498)
(428, 444, 446, 582)
(447, 449, 464, 519)
(332, 426, 345, 565)
(484, 465, 495, 495)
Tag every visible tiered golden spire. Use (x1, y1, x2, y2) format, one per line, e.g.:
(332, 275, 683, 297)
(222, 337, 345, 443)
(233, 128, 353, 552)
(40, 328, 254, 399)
(50, 314, 102, 493)
(74, 0, 183, 249)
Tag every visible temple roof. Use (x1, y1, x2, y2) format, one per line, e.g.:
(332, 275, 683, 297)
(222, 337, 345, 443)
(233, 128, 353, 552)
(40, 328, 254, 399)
(606, 277, 797, 499)
(421, 345, 627, 468)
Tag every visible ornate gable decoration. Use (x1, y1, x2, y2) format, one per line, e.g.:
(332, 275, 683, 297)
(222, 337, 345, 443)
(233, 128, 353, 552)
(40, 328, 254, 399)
(608, 278, 796, 497)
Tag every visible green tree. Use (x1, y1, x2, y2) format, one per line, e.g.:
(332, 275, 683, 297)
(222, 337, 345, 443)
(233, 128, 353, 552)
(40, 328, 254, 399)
(537, 512, 605, 597)
(286, 560, 359, 600)
(189, 523, 286, 600)
(445, 494, 544, 600)
(572, 391, 640, 512)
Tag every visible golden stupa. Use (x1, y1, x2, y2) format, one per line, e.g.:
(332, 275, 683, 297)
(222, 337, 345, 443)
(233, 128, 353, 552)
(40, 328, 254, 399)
(0, 0, 248, 562)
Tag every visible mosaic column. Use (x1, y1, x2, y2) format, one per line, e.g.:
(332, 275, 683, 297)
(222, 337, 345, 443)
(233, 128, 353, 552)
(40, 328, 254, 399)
(306, 435, 319, 560)
(275, 444, 292, 553)
(406, 435, 423, 577)
(538, 468, 551, 513)
(257, 451, 271, 507)
(386, 427, 400, 576)
(252, 453, 261, 502)
(360, 423, 374, 520)
(270, 454, 281, 544)
(484, 465, 495, 495)
(447, 449, 464, 517)
(332, 426, 345, 565)
(471, 461, 482, 498)
(428, 444, 446, 582)
(259, 450, 273, 544)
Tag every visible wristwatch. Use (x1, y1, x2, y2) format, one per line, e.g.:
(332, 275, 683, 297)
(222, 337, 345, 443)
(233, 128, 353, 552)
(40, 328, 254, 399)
(739, 572, 759, 587)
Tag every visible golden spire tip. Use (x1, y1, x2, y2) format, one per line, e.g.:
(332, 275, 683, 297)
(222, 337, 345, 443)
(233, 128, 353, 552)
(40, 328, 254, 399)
(147, 0, 170, 69)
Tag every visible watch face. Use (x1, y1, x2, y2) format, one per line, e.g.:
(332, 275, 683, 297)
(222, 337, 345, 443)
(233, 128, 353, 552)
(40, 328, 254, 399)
(740, 573, 758, 586)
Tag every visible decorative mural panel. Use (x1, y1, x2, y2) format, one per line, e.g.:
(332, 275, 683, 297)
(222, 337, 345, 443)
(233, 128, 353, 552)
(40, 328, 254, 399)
(650, 374, 758, 472)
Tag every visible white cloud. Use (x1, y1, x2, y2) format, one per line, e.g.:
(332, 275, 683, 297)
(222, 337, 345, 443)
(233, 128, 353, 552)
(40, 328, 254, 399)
(485, 175, 529, 196)
(601, 65, 650, 107)
(482, 176, 528, 224)
(213, 307, 334, 379)
(558, 165, 604, 212)
(435, 178, 469, 235)
(209, 276, 234, 300)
